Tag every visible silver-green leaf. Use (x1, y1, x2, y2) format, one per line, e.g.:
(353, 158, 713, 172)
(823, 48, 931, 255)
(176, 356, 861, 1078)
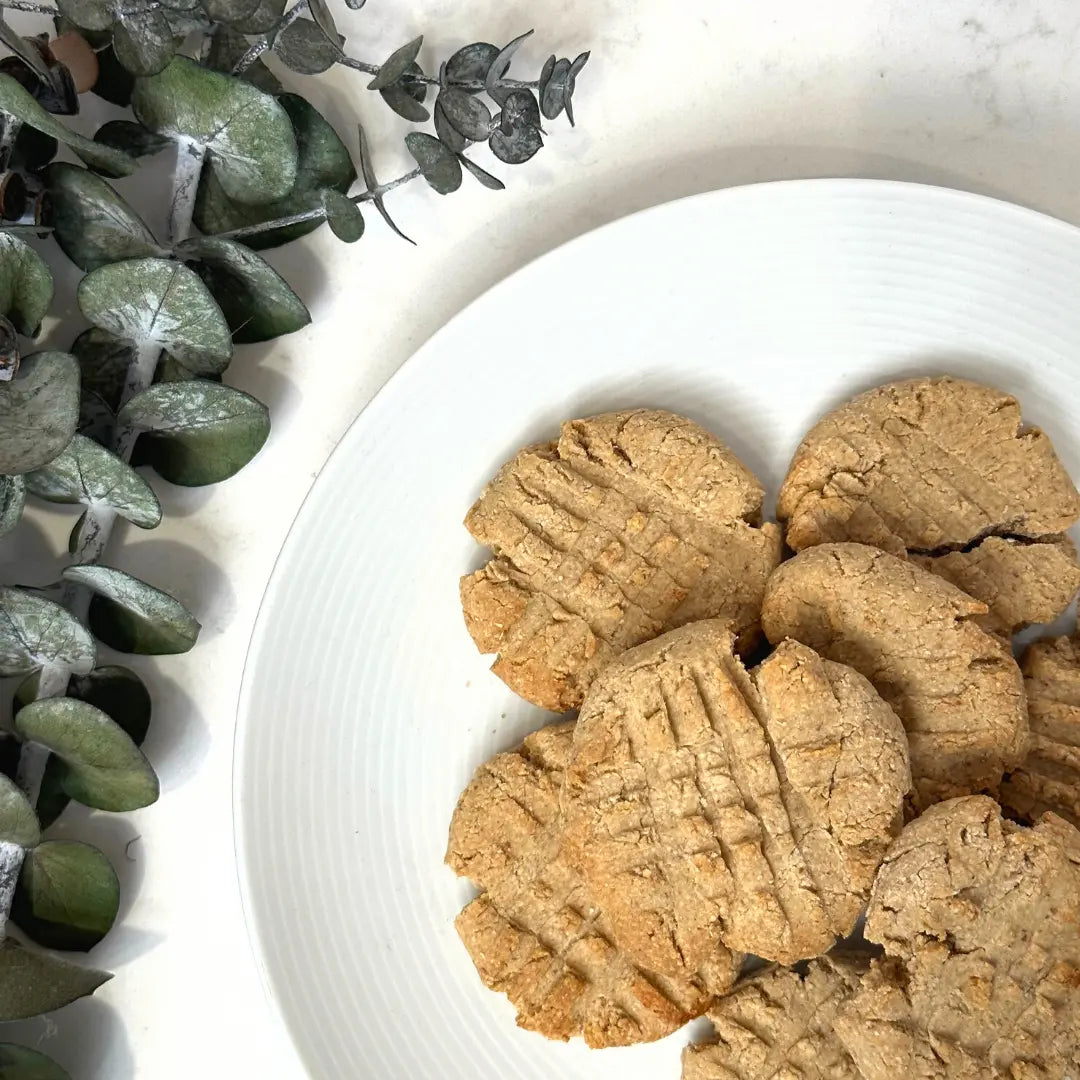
(12, 840, 119, 952)
(112, 8, 176, 76)
(444, 42, 497, 86)
(120, 380, 270, 486)
(437, 89, 491, 141)
(485, 30, 532, 105)
(275, 17, 341, 74)
(0, 938, 110, 1021)
(25, 434, 161, 529)
(201, 0, 261, 22)
(367, 35, 423, 91)
(0, 587, 95, 678)
(0, 1043, 70, 1079)
(0, 234, 52, 336)
(321, 190, 364, 243)
(14, 697, 159, 811)
(0, 474, 24, 537)
(78, 257, 232, 372)
(62, 564, 200, 655)
(132, 57, 297, 204)
(404, 132, 461, 195)
(0, 351, 79, 474)
(0, 774, 39, 849)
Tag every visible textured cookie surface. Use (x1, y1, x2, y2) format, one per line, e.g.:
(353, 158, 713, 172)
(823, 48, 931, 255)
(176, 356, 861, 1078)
(761, 543, 1027, 810)
(461, 410, 782, 710)
(1000, 635, 1080, 828)
(562, 620, 909, 970)
(445, 721, 722, 1047)
(778, 377, 1080, 631)
(834, 796, 1080, 1080)
(682, 953, 868, 1080)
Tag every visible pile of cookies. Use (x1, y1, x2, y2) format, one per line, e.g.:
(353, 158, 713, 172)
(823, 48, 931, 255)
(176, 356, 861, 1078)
(446, 379, 1080, 1078)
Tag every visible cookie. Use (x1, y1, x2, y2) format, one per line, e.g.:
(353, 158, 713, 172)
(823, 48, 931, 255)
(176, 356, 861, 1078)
(445, 721, 725, 1047)
(1000, 634, 1080, 828)
(562, 620, 910, 970)
(682, 953, 868, 1080)
(777, 377, 1080, 632)
(834, 796, 1080, 1080)
(761, 543, 1028, 810)
(461, 410, 782, 710)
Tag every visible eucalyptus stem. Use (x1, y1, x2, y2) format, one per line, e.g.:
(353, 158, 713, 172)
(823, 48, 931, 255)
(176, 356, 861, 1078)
(167, 137, 205, 245)
(0, 840, 24, 936)
(0, 0, 58, 14)
(232, 0, 308, 76)
(336, 54, 536, 92)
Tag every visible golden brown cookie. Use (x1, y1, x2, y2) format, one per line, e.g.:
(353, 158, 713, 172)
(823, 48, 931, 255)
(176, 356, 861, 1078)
(445, 721, 724, 1047)
(682, 953, 868, 1080)
(834, 796, 1080, 1080)
(562, 620, 910, 971)
(777, 377, 1080, 632)
(461, 410, 782, 710)
(761, 543, 1028, 810)
(1000, 634, 1080, 828)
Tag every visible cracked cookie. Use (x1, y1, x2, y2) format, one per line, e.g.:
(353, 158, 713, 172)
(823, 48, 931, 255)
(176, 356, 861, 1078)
(1000, 634, 1080, 829)
(777, 377, 1080, 633)
(682, 953, 868, 1080)
(562, 620, 910, 970)
(445, 721, 728, 1047)
(460, 410, 783, 711)
(761, 542, 1028, 811)
(834, 796, 1080, 1080)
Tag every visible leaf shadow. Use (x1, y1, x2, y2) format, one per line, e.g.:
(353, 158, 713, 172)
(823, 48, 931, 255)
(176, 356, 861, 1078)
(0, 514, 66, 587)
(136, 669, 210, 790)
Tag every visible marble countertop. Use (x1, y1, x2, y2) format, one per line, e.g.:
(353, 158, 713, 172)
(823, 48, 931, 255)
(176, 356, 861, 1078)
(5, 0, 1080, 1075)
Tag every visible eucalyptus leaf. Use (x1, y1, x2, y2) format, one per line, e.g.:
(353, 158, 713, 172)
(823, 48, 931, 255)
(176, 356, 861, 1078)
(275, 17, 341, 75)
(204, 25, 283, 96)
(0, 23, 51, 83)
(193, 93, 354, 250)
(343, 0, 364, 9)
(404, 132, 461, 195)
(565, 50, 589, 126)
(489, 122, 542, 164)
(25, 434, 161, 529)
(0, 773, 39, 848)
(93, 120, 171, 159)
(0, 587, 95, 678)
(62, 565, 199, 654)
(0, 1043, 70, 1079)
(0, 233, 52, 336)
(499, 88, 540, 134)
(321, 189, 363, 243)
(459, 154, 504, 191)
(0, 938, 110, 1021)
(444, 41, 497, 87)
(46, 163, 163, 272)
(232, 0, 284, 34)
(485, 29, 532, 105)
(367, 35, 422, 91)
(122, 379, 269, 486)
(178, 235, 310, 343)
(132, 56, 297, 204)
(200, 0, 260, 23)
(15, 697, 158, 811)
(78, 257, 232, 372)
(437, 88, 491, 141)
(112, 8, 176, 77)
(0, 352, 78, 475)
(306, 0, 338, 44)
(538, 55, 567, 119)
(13, 840, 118, 952)
(0, 475, 24, 537)
(357, 122, 411, 243)
(0, 74, 135, 175)
(72, 326, 132, 414)
(56, 0, 112, 32)
(433, 99, 467, 153)
(380, 63, 428, 122)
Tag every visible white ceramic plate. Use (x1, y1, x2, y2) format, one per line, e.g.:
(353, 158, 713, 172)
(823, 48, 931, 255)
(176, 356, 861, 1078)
(234, 179, 1080, 1079)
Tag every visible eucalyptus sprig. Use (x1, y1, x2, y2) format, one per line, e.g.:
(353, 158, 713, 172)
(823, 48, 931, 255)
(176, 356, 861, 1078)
(0, 1, 589, 1073)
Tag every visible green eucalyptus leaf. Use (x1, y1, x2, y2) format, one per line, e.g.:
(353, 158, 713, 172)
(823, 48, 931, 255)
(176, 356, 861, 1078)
(15, 697, 158, 811)
(0, 74, 135, 175)
(433, 99, 467, 153)
(121, 379, 270, 486)
(61, 565, 199, 655)
(0, 773, 39, 848)
(132, 57, 297, 204)
(12, 840, 118, 952)
(404, 132, 461, 195)
(233, 0, 284, 33)
(444, 41, 497, 86)
(93, 120, 171, 159)
(380, 63, 429, 122)
(321, 189, 363, 243)
(485, 30, 532, 106)
(459, 154, 504, 191)
(499, 89, 540, 134)
(193, 93, 354, 250)
(55, 0, 112, 32)
(0, 352, 78, 474)
(78, 257, 232, 372)
(0, 588, 95, 678)
(368, 35, 422, 91)
(71, 326, 132, 439)
(0, 475, 24, 537)
(45, 163, 162, 273)
(0, 234, 52, 336)
(437, 88, 491, 141)
(178, 236, 310, 343)
(0, 938, 110, 1021)
(90, 42, 135, 107)
(306, 0, 337, 44)
(564, 51, 589, 126)
(275, 17, 340, 74)
(25, 434, 161, 529)
(112, 8, 176, 76)
(538, 55, 566, 120)
(200, 0, 260, 23)
(489, 122, 542, 164)
(0, 23, 51, 83)
(357, 122, 412, 244)
(0, 1043, 70, 1078)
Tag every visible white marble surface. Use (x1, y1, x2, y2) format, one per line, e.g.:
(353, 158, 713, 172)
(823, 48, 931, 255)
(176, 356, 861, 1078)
(5, 0, 1080, 1076)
